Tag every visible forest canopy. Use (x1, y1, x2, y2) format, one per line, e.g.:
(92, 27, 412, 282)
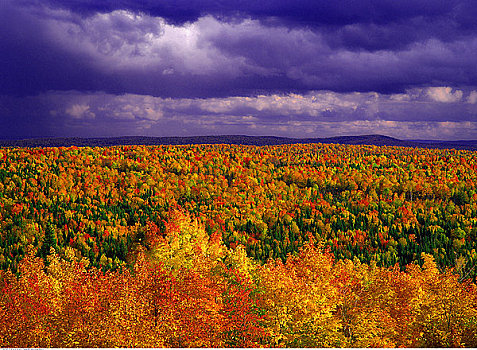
(1, 143, 477, 347)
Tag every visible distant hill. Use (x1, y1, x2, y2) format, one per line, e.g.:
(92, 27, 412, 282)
(1, 134, 477, 151)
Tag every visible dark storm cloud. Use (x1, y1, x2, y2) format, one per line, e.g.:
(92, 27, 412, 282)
(25, 0, 477, 46)
(28, 0, 456, 26)
(1, 0, 477, 140)
(21, 0, 477, 54)
(3, 1, 477, 99)
(0, 2, 304, 98)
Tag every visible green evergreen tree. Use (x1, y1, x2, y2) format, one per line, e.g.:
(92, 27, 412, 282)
(38, 222, 58, 261)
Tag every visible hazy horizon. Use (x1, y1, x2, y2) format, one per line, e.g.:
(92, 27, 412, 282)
(1, 133, 477, 144)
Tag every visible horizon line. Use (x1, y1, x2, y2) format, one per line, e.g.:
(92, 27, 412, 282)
(2, 133, 477, 143)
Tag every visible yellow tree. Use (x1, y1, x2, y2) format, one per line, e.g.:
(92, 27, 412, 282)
(257, 244, 344, 347)
(0, 247, 58, 347)
(408, 253, 477, 347)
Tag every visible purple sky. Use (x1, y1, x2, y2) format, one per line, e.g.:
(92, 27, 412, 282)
(1, 0, 477, 140)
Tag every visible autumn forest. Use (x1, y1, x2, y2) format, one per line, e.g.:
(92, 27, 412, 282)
(1, 143, 477, 347)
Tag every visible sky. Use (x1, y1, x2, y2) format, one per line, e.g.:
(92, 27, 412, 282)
(1, 0, 477, 140)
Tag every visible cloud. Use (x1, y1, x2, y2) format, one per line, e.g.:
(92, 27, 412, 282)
(2, 1, 477, 140)
(2, 88, 476, 140)
(467, 91, 477, 104)
(24, 1, 477, 55)
(2, 1, 477, 99)
(27, 0, 462, 28)
(66, 104, 95, 119)
(427, 87, 463, 103)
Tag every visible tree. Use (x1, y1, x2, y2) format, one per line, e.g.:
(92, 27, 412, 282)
(38, 222, 58, 262)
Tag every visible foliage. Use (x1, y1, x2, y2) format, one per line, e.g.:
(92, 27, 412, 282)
(2, 144, 477, 277)
(1, 212, 477, 347)
(1, 143, 477, 346)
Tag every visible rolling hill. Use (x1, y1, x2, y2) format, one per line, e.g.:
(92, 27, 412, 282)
(0, 134, 476, 150)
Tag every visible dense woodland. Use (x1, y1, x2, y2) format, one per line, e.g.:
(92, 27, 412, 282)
(1, 143, 477, 347)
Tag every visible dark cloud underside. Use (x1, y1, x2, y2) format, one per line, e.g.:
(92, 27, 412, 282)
(28, 0, 458, 25)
